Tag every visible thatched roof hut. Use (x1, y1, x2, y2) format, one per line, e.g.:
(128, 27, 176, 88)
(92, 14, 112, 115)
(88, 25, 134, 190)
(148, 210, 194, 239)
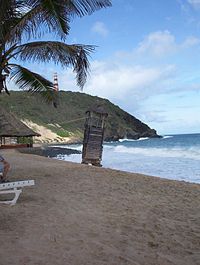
(0, 106, 40, 148)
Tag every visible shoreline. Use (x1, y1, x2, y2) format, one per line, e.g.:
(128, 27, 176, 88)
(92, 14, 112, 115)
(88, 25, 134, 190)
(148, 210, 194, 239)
(18, 144, 200, 185)
(18, 145, 81, 158)
(0, 149, 200, 265)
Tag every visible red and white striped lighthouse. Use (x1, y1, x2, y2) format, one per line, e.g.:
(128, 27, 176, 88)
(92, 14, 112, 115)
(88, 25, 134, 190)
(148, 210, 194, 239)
(53, 72, 59, 92)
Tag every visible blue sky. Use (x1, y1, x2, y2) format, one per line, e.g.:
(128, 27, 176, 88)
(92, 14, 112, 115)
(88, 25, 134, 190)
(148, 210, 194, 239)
(14, 0, 200, 135)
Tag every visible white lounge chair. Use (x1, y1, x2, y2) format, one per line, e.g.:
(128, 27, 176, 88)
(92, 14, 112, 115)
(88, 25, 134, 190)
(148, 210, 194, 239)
(0, 178, 35, 205)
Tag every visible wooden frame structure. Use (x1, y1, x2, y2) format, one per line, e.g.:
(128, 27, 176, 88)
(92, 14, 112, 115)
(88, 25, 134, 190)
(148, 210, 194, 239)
(82, 105, 108, 166)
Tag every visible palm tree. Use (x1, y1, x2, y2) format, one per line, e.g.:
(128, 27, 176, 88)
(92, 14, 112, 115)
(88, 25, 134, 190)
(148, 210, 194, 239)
(0, 0, 111, 102)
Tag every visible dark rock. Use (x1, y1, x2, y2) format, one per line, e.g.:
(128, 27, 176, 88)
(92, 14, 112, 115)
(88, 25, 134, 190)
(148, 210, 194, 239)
(104, 111, 161, 141)
(18, 146, 81, 158)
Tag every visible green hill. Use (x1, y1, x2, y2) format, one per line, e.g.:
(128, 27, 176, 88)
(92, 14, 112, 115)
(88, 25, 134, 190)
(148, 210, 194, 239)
(0, 91, 159, 143)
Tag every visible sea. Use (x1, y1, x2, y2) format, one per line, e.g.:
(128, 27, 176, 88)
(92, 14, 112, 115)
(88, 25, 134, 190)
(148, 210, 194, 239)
(54, 133, 200, 184)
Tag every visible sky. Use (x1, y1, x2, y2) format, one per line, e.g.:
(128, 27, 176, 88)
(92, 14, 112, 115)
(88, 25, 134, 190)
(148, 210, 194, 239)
(12, 0, 200, 135)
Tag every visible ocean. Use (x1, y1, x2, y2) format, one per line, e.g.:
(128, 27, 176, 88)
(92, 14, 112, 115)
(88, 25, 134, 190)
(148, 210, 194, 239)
(54, 133, 200, 184)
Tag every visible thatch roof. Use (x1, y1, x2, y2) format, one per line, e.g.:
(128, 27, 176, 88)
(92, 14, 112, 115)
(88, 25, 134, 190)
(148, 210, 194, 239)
(0, 106, 40, 137)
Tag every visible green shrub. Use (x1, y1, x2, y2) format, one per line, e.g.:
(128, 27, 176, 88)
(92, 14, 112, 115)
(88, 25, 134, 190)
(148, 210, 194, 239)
(56, 130, 70, 137)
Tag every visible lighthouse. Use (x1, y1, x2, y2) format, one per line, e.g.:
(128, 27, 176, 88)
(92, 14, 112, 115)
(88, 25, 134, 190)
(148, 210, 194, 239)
(53, 73, 59, 92)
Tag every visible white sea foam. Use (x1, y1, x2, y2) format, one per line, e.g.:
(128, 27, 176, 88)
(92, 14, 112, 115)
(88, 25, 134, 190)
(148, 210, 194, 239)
(163, 135, 173, 139)
(52, 144, 83, 151)
(118, 137, 149, 142)
(138, 137, 149, 141)
(118, 138, 128, 142)
(113, 146, 200, 161)
(56, 153, 81, 162)
(104, 145, 115, 150)
(51, 145, 67, 149)
(67, 144, 83, 151)
(52, 134, 200, 184)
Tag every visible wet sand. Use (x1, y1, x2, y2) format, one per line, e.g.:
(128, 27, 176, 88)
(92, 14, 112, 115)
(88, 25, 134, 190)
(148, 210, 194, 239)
(0, 149, 200, 265)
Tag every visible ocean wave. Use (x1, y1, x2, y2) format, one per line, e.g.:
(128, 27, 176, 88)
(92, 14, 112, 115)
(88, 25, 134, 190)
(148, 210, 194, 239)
(118, 137, 149, 142)
(138, 137, 150, 141)
(104, 145, 115, 150)
(163, 135, 173, 139)
(51, 144, 83, 151)
(67, 144, 83, 151)
(113, 146, 200, 160)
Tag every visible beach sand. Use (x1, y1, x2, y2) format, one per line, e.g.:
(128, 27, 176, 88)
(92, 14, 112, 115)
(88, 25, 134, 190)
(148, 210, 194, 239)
(0, 149, 200, 265)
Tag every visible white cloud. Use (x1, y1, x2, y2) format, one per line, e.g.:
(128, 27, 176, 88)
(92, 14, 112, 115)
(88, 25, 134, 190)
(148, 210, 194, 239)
(33, 31, 200, 114)
(181, 36, 200, 48)
(58, 69, 77, 91)
(91, 22, 108, 37)
(85, 62, 176, 101)
(58, 60, 177, 115)
(56, 55, 200, 135)
(188, 0, 200, 9)
(53, 28, 200, 134)
(136, 30, 176, 56)
(135, 30, 200, 57)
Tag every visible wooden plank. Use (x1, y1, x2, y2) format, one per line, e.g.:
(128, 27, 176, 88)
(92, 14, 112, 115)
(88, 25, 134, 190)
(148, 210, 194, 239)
(0, 180, 35, 190)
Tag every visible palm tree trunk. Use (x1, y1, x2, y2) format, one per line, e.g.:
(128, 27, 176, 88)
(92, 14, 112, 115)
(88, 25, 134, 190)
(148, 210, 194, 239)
(0, 44, 4, 92)
(0, 53, 4, 92)
(0, 70, 4, 93)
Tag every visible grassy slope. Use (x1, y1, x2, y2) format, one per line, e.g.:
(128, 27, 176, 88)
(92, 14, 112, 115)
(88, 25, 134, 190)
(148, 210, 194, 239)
(0, 91, 157, 141)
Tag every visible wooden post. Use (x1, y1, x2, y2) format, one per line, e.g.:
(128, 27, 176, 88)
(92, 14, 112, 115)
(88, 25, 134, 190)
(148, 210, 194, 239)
(82, 105, 108, 166)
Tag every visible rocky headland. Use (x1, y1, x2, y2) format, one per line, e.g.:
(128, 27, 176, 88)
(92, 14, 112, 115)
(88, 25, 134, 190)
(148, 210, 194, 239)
(0, 91, 160, 143)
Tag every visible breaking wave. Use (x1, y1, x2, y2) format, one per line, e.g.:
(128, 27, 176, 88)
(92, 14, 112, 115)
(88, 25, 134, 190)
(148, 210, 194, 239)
(112, 145, 200, 161)
(52, 134, 200, 183)
(163, 135, 173, 139)
(118, 137, 149, 142)
(52, 144, 83, 151)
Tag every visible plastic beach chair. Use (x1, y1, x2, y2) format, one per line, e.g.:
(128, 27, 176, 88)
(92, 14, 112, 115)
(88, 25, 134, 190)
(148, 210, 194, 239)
(0, 176, 35, 205)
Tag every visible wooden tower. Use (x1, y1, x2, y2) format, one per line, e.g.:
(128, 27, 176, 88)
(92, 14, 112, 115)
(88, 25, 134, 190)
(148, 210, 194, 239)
(82, 105, 108, 167)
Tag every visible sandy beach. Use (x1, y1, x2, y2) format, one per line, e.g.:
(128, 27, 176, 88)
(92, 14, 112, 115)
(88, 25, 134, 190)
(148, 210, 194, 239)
(0, 149, 200, 265)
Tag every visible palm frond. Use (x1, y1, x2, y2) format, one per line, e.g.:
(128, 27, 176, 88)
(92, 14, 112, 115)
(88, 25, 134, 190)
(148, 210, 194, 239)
(1, 0, 112, 96)
(6, 0, 71, 43)
(3, 3, 69, 45)
(73, 47, 91, 89)
(23, 0, 111, 39)
(2, 0, 111, 45)
(28, 0, 112, 17)
(0, 0, 23, 44)
(16, 41, 95, 88)
(10, 64, 57, 103)
(33, 0, 70, 37)
(65, 0, 112, 16)
(4, 6, 47, 45)
(0, 0, 23, 22)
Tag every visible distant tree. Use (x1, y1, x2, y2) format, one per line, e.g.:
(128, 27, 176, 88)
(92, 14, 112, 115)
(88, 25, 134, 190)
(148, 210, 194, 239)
(0, 0, 111, 103)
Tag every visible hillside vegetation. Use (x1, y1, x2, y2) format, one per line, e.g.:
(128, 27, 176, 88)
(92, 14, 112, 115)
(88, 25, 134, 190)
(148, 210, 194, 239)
(0, 91, 159, 143)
